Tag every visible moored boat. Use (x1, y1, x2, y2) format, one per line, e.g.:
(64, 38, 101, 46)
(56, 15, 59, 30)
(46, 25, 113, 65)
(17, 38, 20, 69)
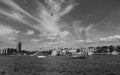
(72, 52, 86, 58)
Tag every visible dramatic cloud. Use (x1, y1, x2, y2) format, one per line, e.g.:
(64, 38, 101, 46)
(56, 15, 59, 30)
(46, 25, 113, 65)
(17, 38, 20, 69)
(0, 0, 78, 41)
(37, 0, 77, 39)
(0, 0, 120, 50)
(0, 9, 27, 23)
(0, 0, 45, 32)
(0, 0, 32, 17)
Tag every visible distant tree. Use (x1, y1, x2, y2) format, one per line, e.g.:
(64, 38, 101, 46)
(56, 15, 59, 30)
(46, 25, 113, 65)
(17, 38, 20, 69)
(101, 46, 109, 53)
(95, 46, 102, 53)
(116, 46, 120, 52)
(109, 45, 115, 53)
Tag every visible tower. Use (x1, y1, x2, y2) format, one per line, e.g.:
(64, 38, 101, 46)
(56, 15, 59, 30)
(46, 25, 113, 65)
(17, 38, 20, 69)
(17, 41, 22, 53)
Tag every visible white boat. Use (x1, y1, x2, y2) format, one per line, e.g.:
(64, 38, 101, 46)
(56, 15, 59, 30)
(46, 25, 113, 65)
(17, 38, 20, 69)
(37, 55, 46, 58)
(72, 52, 86, 58)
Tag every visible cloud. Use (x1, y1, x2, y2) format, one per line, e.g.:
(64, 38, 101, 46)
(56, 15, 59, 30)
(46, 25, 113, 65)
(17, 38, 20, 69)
(0, 0, 30, 17)
(100, 35, 120, 41)
(0, 9, 27, 23)
(0, 0, 45, 31)
(47, 33, 58, 40)
(80, 25, 93, 39)
(0, 0, 94, 47)
(73, 21, 93, 40)
(0, 0, 80, 42)
(25, 30, 35, 35)
(0, 24, 20, 42)
(45, 41, 74, 48)
(0, 25, 20, 35)
(31, 39, 39, 42)
(37, 0, 78, 39)
(7, 37, 17, 41)
(10, 41, 17, 44)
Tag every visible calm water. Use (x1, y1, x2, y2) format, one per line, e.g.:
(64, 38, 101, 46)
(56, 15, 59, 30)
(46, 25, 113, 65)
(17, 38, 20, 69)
(0, 55, 120, 75)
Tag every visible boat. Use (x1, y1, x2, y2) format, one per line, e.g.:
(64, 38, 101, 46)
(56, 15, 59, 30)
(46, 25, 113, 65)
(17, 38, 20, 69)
(37, 55, 46, 58)
(72, 52, 86, 58)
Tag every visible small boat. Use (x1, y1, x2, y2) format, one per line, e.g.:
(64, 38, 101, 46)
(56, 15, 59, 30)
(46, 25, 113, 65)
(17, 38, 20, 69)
(72, 52, 86, 58)
(37, 55, 46, 58)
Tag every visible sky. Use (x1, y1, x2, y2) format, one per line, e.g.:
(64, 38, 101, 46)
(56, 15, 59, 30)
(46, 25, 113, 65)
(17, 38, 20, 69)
(0, 0, 120, 50)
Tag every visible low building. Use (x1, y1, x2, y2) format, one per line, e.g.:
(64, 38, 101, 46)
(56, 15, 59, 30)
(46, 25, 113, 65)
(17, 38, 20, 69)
(51, 50, 58, 56)
(0, 48, 17, 55)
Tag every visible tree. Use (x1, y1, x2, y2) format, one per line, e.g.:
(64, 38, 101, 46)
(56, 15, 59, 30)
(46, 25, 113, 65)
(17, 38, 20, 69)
(101, 46, 109, 53)
(95, 46, 102, 53)
(109, 45, 115, 53)
(116, 46, 120, 52)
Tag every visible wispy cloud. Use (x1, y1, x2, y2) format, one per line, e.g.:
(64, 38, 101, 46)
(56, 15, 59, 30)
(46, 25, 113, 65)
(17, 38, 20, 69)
(25, 30, 35, 35)
(0, 0, 44, 31)
(0, 24, 20, 42)
(73, 21, 93, 40)
(30, 38, 40, 45)
(0, 0, 79, 41)
(31, 39, 39, 42)
(0, 0, 31, 17)
(38, 0, 77, 39)
(100, 35, 120, 41)
(0, 0, 95, 48)
(0, 9, 26, 23)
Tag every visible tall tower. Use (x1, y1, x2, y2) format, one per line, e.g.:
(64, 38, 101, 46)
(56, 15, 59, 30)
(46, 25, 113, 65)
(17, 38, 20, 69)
(17, 41, 22, 52)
